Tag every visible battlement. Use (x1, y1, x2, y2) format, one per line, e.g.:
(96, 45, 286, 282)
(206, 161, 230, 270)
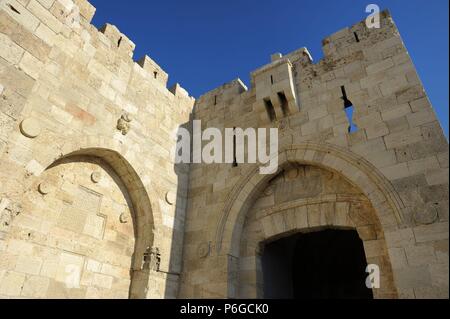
(195, 78, 247, 111)
(321, 10, 397, 58)
(99, 23, 136, 58)
(0, 0, 190, 98)
(194, 9, 401, 119)
(0, 0, 448, 301)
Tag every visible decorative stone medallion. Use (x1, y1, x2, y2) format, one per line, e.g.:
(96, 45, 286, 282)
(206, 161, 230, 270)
(38, 182, 52, 195)
(165, 190, 176, 205)
(91, 172, 102, 184)
(197, 242, 210, 258)
(20, 118, 41, 138)
(119, 212, 129, 224)
(414, 206, 439, 225)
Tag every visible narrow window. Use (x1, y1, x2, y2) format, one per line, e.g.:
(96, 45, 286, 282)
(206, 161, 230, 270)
(270, 75, 274, 85)
(232, 127, 238, 167)
(154, 71, 158, 79)
(277, 92, 289, 116)
(214, 95, 217, 106)
(353, 32, 360, 43)
(117, 36, 123, 47)
(341, 86, 358, 133)
(8, 4, 20, 14)
(264, 98, 276, 122)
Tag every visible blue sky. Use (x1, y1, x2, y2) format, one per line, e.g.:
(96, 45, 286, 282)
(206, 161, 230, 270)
(89, 0, 449, 137)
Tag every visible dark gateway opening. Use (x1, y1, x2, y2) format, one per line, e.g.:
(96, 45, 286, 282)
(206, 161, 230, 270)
(262, 229, 373, 299)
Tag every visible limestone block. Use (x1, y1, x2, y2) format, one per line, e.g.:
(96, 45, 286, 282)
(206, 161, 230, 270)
(363, 240, 386, 258)
(86, 259, 101, 273)
(20, 51, 44, 79)
(294, 206, 308, 230)
(0, 271, 26, 296)
(395, 265, 432, 289)
(379, 75, 408, 96)
(407, 109, 435, 128)
(272, 213, 286, 235)
(283, 208, 296, 231)
(405, 245, 436, 267)
(381, 103, 411, 121)
(15, 255, 43, 275)
(385, 116, 410, 134)
(357, 225, 377, 241)
(414, 286, 449, 299)
(407, 156, 440, 176)
(1, 0, 40, 32)
(410, 97, 432, 113)
(34, 22, 56, 45)
(27, 0, 64, 33)
(0, 10, 51, 61)
(430, 263, 449, 289)
(384, 127, 423, 149)
(21, 275, 50, 298)
(396, 86, 425, 104)
(414, 222, 449, 243)
(65, 0, 91, 21)
(380, 163, 410, 180)
(388, 248, 408, 269)
(385, 228, 415, 248)
(425, 168, 449, 186)
(366, 58, 394, 75)
(260, 216, 275, 239)
(55, 252, 84, 285)
(137, 55, 169, 86)
(36, 0, 55, 10)
(0, 33, 24, 64)
(365, 122, 389, 139)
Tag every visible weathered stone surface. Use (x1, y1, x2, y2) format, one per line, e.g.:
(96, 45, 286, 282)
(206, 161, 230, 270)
(0, 4, 447, 300)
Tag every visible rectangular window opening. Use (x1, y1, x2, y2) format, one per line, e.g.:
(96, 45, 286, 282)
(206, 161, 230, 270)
(354, 32, 360, 43)
(8, 4, 20, 14)
(264, 99, 276, 122)
(277, 92, 289, 116)
(232, 127, 238, 167)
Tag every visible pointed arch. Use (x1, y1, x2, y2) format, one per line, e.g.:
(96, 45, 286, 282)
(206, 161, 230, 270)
(215, 142, 407, 257)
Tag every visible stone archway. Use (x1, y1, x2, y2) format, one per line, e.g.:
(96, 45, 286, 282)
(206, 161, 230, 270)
(5, 136, 159, 298)
(237, 165, 397, 298)
(27, 135, 162, 232)
(215, 143, 406, 298)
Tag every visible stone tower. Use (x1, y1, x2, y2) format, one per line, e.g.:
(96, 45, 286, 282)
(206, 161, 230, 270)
(0, 0, 448, 299)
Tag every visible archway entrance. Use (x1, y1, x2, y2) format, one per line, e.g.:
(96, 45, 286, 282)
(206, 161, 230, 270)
(262, 229, 373, 299)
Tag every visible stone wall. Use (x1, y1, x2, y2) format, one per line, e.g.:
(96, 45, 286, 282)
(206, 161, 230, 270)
(0, 0, 194, 298)
(0, 1, 448, 299)
(179, 11, 449, 299)
(238, 165, 396, 299)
